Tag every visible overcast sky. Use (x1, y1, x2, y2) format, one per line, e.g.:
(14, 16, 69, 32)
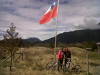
(0, 0, 100, 40)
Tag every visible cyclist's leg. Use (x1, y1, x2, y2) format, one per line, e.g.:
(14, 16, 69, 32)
(63, 58, 68, 72)
(57, 59, 60, 71)
(58, 59, 63, 71)
(63, 59, 66, 72)
(60, 59, 63, 69)
(64, 59, 67, 67)
(68, 58, 71, 68)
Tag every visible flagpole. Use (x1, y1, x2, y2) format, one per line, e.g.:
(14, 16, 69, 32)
(54, 0, 59, 60)
(54, 19, 57, 60)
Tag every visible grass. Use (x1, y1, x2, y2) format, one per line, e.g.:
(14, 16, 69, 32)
(0, 47, 100, 75)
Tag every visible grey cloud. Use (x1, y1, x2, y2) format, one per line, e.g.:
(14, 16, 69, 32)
(75, 18, 100, 30)
(0, 0, 100, 40)
(31, 0, 70, 4)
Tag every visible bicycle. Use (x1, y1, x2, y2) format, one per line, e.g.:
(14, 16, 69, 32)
(71, 63, 81, 73)
(46, 58, 81, 73)
(63, 58, 81, 73)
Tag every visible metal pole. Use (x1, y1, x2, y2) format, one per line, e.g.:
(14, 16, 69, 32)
(54, 20, 57, 60)
(54, 0, 59, 49)
(54, 0, 59, 60)
(54, 19, 57, 51)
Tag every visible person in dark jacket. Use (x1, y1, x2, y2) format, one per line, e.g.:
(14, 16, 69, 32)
(63, 48, 71, 70)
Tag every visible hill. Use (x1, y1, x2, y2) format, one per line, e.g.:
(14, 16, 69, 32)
(43, 29, 100, 44)
(22, 37, 41, 46)
(23, 37, 41, 43)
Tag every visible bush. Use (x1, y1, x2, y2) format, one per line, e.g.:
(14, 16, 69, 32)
(83, 42, 97, 51)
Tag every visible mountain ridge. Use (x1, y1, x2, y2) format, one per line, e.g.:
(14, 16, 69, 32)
(43, 29, 100, 44)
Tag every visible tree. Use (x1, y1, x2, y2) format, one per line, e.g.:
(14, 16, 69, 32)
(3, 23, 22, 71)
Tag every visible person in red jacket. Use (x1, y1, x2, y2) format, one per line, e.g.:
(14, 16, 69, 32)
(57, 48, 64, 71)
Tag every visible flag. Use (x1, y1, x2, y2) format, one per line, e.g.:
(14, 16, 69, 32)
(51, 2, 58, 18)
(39, 1, 58, 24)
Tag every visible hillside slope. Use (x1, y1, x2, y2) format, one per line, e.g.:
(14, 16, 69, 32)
(44, 29, 100, 44)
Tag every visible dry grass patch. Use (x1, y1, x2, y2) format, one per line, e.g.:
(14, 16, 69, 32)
(0, 46, 100, 75)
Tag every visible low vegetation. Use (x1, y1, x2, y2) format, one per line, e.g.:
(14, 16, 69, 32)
(0, 46, 100, 75)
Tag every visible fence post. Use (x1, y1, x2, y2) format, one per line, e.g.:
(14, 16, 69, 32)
(96, 43, 100, 55)
(86, 48, 91, 75)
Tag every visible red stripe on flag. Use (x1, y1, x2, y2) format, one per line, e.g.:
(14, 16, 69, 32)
(52, 6, 58, 18)
(39, 10, 53, 24)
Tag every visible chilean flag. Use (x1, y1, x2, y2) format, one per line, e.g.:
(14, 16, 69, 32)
(39, 1, 58, 24)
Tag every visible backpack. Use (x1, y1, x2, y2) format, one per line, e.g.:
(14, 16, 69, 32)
(57, 50, 64, 59)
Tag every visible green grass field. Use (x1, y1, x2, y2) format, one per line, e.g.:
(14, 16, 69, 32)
(0, 47, 100, 75)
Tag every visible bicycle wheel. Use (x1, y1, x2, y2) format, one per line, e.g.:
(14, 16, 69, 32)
(63, 61, 71, 72)
(71, 65, 81, 73)
(46, 61, 57, 70)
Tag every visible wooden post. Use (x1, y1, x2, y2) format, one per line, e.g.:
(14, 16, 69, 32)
(21, 48, 24, 60)
(10, 51, 13, 71)
(87, 51, 89, 75)
(21, 53, 24, 60)
(86, 48, 91, 75)
(96, 42, 100, 55)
